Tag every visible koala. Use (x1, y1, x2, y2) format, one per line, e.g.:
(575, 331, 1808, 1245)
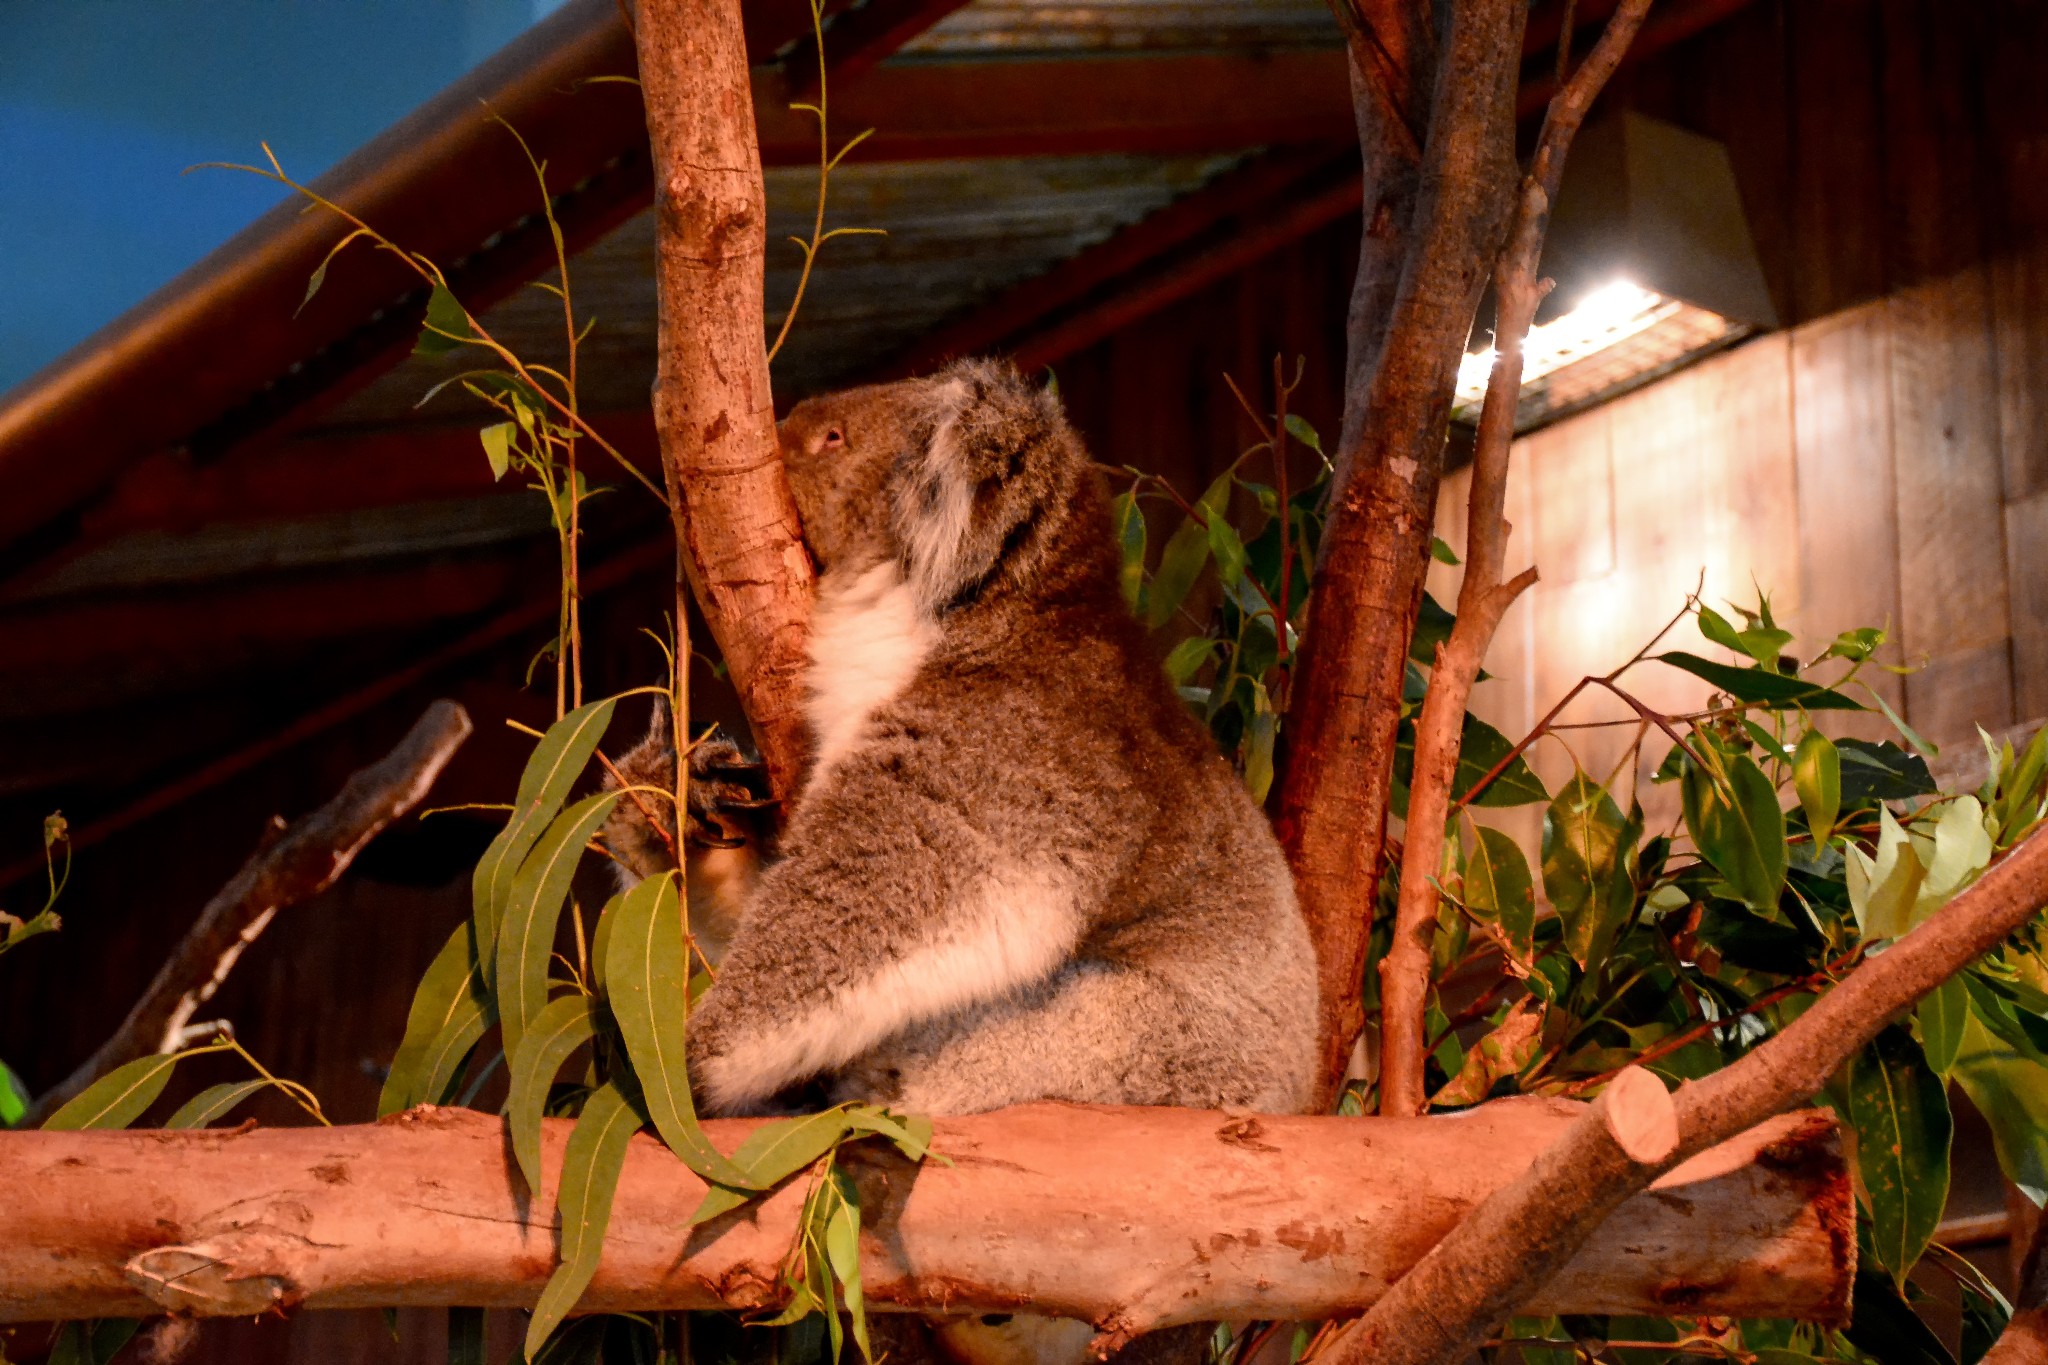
(655, 358, 1320, 1120)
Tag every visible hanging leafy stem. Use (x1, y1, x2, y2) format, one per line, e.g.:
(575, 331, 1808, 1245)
(765, 0, 884, 368)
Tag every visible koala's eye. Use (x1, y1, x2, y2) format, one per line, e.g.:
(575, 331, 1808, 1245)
(822, 426, 846, 449)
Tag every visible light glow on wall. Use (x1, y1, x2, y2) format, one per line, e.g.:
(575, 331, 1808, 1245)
(1454, 279, 1747, 431)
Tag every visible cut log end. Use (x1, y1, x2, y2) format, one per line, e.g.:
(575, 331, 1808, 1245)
(1600, 1066, 1680, 1165)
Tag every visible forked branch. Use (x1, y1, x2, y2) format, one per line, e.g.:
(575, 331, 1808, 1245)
(1377, 0, 1653, 1119)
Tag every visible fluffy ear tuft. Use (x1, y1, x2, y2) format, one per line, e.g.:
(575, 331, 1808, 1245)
(892, 360, 1071, 611)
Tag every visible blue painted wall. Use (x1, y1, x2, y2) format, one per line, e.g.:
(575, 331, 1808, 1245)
(0, 1, 568, 396)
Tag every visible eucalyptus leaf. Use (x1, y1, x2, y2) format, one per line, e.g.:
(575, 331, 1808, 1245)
(604, 873, 756, 1189)
(473, 697, 619, 987)
(1952, 1015, 2048, 1199)
(380, 920, 491, 1117)
(416, 282, 481, 357)
(1143, 471, 1231, 630)
(507, 992, 597, 1194)
(1846, 1027, 1951, 1286)
(1163, 637, 1218, 686)
(497, 791, 618, 1064)
(1838, 738, 1937, 804)
(525, 1079, 644, 1358)
(43, 1052, 182, 1131)
(167, 1079, 273, 1129)
(480, 422, 515, 481)
(1111, 490, 1146, 614)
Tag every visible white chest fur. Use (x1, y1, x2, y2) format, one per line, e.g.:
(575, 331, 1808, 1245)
(804, 561, 938, 785)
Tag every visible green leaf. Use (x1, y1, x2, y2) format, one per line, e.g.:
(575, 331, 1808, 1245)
(1111, 490, 1147, 614)
(1409, 590, 1456, 666)
(604, 873, 756, 1189)
(47, 1320, 140, 1365)
(497, 791, 618, 1064)
(825, 1164, 869, 1363)
(1820, 626, 1887, 664)
(1242, 706, 1277, 805)
(1845, 807, 1927, 941)
(1144, 472, 1230, 630)
(0, 1059, 29, 1127)
(507, 992, 597, 1194)
(43, 1052, 182, 1130)
(1793, 730, 1841, 839)
(1655, 651, 1863, 709)
(1869, 688, 1938, 758)
(1681, 753, 1787, 912)
(473, 697, 619, 988)
(168, 1079, 272, 1129)
(526, 1079, 643, 1359)
(1917, 974, 1968, 1077)
(691, 1109, 861, 1225)
(1395, 711, 1547, 809)
(1697, 604, 1746, 655)
(1283, 412, 1323, 454)
(1846, 1027, 1951, 1286)
(1163, 637, 1219, 686)
(416, 283, 480, 357)
(1953, 1014, 2048, 1198)
(1429, 536, 1460, 566)
(1206, 514, 1247, 595)
(1838, 738, 1937, 803)
(1462, 824, 1534, 963)
(1542, 770, 1637, 970)
(414, 988, 495, 1111)
(380, 920, 492, 1117)
(1846, 1268, 1955, 1365)
(480, 422, 515, 481)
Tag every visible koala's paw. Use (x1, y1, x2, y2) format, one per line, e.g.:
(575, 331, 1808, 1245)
(684, 737, 774, 850)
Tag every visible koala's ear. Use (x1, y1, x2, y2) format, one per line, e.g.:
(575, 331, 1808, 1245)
(892, 362, 1061, 610)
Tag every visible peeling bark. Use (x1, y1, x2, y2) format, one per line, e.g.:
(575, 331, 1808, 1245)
(634, 0, 816, 800)
(0, 1102, 1850, 1327)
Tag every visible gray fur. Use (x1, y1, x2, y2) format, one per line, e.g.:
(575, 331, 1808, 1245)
(673, 357, 1320, 1119)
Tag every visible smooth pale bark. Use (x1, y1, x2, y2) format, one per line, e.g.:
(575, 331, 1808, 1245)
(25, 701, 473, 1126)
(0, 1100, 1848, 1327)
(635, 0, 816, 800)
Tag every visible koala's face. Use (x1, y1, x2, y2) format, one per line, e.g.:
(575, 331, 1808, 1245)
(778, 381, 922, 575)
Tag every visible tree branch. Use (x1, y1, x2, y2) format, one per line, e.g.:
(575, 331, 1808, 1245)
(24, 700, 474, 1126)
(1984, 1204, 2048, 1365)
(0, 1101, 1848, 1326)
(1274, 0, 1525, 1111)
(1324, 822, 2048, 1365)
(634, 0, 817, 803)
(1375, 0, 1651, 1119)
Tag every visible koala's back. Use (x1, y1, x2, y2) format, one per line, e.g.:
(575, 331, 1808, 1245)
(797, 491, 1319, 1116)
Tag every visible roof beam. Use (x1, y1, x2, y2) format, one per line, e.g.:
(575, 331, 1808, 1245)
(755, 51, 1352, 165)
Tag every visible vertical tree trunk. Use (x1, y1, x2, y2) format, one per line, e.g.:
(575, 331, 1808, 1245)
(634, 0, 816, 800)
(1275, 0, 1525, 1107)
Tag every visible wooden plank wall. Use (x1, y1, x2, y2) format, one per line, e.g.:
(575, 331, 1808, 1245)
(1432, 250, 2042, 843)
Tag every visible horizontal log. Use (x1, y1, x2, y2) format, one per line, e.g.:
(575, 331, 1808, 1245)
(0, 1099, 1849, 1328)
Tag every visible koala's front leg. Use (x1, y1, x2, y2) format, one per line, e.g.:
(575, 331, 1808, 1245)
(685, 768, 1088, 1115)
(600, 707, 771, 959)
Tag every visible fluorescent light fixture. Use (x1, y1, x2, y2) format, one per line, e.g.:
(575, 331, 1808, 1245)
(1452, 113, 1776, 434)
(1452, 279, 1747, 430)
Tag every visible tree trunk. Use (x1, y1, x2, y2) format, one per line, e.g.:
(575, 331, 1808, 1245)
(0, 1101, 1849, 1327)
(1274, 0, 1524, 1107)
(635, 0, 816, 800)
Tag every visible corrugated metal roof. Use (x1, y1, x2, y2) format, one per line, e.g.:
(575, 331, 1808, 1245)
(320, 150, 1243, 426)
(899, 0, 1342, 59)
